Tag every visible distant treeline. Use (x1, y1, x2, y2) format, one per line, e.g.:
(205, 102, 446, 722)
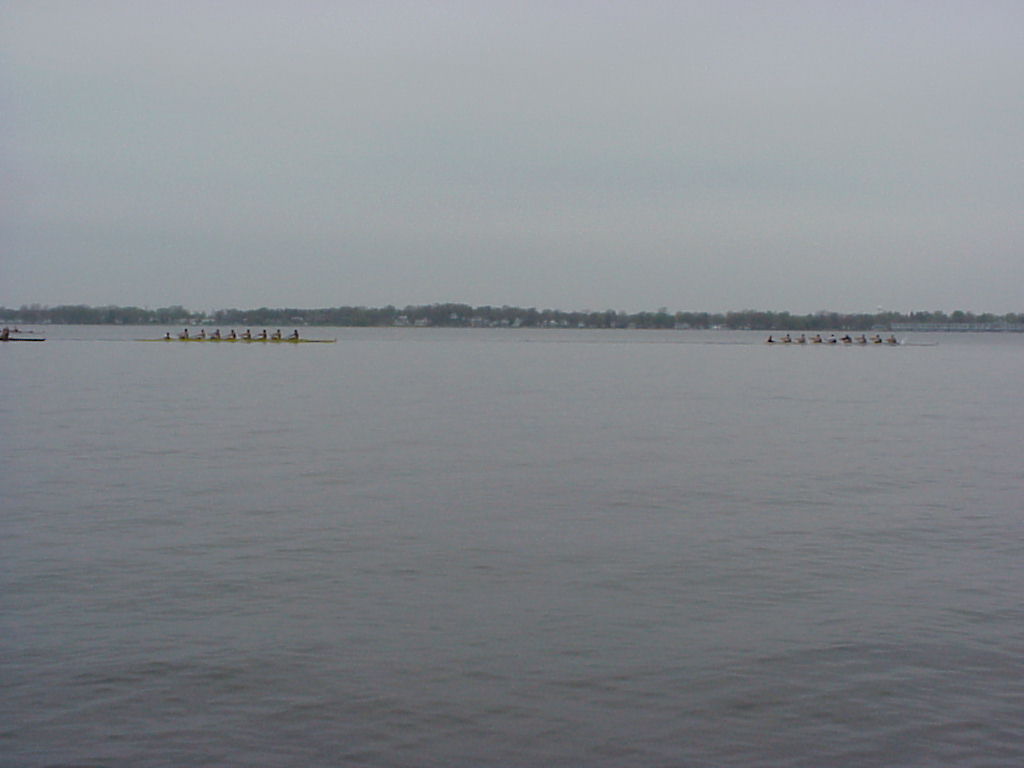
(3, 303, 1023, 331)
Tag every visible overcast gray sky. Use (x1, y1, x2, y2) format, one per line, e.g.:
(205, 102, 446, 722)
(2, 1, 1022, 313)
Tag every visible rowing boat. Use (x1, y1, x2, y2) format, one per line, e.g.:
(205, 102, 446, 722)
(140, 337, 335, 343)
(1, 337, 46, 342)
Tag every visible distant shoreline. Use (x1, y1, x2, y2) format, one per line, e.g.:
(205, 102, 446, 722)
(3, 304, 1022, 332)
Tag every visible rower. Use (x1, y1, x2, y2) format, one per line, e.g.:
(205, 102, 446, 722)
(164, 332, 172, 340)
(796, 334, 806, 344)
(781, 334, 792, 343)
(827, 334, 837, 344)
(259, 329, 268, 340)
(179, 328, 190, 339)
(1, 327, 9, 341)
(228, 329, 237, 340)
(211, 329, 221, 340)
(811, 334, 823, 343)
(856, 335, 867, 344)
(766, 335, 775, 344)
(840, 334, 852, 344)
(290, 329, 300, 340)
(243, 329, 252, 340)
(197, 328, 207, 339)
(272, 329, 283, 340)
(887, 335, 898, 344)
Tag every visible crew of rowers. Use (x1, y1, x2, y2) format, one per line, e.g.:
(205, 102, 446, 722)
(167, 328, 301, 341)
(766, 333, 899, 345)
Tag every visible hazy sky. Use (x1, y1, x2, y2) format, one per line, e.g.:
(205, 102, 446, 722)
(2, 1, 1022, 313)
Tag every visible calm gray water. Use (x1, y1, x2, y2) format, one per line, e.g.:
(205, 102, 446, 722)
(3, 327, 1022, 767)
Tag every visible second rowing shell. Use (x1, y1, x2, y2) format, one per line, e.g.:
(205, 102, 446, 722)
(139, 338, 336, 343)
